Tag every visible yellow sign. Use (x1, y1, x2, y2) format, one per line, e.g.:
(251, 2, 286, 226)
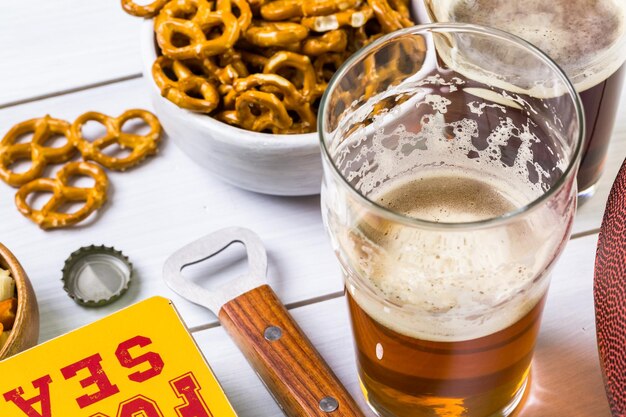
(0, 297, 238, 417)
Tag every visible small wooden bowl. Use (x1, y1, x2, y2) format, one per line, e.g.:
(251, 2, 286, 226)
(0, 243, 39, 359)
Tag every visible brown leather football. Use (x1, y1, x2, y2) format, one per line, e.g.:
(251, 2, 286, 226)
(595, 158, 626, 417)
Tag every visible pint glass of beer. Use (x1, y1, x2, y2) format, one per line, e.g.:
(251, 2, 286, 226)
(319, 25, 583, 417)
(423, 0, 626, 199)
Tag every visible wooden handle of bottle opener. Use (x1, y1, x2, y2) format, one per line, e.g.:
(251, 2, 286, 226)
(219, 284, 366, 417)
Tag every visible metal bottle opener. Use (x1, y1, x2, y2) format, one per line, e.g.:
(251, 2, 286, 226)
(163, 227, 365, 417)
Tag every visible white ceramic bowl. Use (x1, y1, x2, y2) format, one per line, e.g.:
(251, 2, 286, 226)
(140, 20, 322, 196)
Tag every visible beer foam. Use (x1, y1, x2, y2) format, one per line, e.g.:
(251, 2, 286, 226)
(326, 73, 575, 342)
(341, 170, 564, 342)
(433, 0, 626, 92)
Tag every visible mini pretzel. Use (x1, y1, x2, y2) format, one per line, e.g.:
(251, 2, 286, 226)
(0, 116, 76, 187)
(15, 162, 109, 230)
(367, 0, 413, 33)
(222, 0, 253, 32)
(301, 6, 374, 32)
(244, 21, 309, 48)
(264, 51, 324, 101)
(302, 29, 348, 56)
(153, 56, 221, 112)
(260, 0, 363, 21)
(218, 74, 317, 133)
(218, 90, 292, 133)
(237, 74, 316, 129)
(155, 0, 240, 59)
(314, 53, 347, 84)
(205, 50, 250, 85)
(121, 0, 169, 17)
(70, 110, 162, 171)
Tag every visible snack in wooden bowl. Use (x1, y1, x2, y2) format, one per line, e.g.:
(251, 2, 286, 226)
(0, 243, 39, 359)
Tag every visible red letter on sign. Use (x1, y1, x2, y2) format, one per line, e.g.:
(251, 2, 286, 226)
(61, 354, 120, 408)
(117, 395, 163, 417)
(2, 375, 53, 417)
(116, 336, 164, 383)
(170, 372, 213, 417)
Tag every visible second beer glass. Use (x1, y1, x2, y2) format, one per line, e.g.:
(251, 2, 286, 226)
(319, 25, 583, 417)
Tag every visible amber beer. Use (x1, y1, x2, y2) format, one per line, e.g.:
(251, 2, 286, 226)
(320, 24, 582, 417)
(424, 0, 626, 197)
(347, 293, 544, 417)
(339, 174, 561, 417)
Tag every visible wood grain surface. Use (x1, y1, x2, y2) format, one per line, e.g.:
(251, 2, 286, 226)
(219, 284, 366, 417)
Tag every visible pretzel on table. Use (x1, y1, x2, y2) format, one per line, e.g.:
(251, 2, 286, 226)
(0, 116, 76, 188)
(121, 0, 170, 17)
(70, 110, 162, 171)
(15, 162, 109, 230)
(155, 0, 241, 59)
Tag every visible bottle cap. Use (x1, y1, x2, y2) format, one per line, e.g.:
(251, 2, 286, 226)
(62, 245, 132, 307)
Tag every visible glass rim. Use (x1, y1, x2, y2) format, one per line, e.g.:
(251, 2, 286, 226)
(318, 22, 585, 230)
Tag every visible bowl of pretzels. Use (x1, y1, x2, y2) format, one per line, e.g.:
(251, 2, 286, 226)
(136, 0, 416, 196)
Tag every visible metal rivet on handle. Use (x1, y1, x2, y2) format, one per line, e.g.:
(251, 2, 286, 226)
(319, 396, 339, 413)
(264, 325, 282, 341)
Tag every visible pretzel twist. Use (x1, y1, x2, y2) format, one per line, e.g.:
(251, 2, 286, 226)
(121, 0, 169, 17)
(153, 56, 221, 112)
(263, 51, 324, 102)
(15, 162, 109, 230)
(313, 53, 348, 84)
(260, 0, 363, 21)
(70, 110, 162, 171)
(221, 0, 253, 32)
(218, 73, 317, 133)
(205, 50, 250, 85)
(302, 29, 348, 56)
(0, 116, 76, 187)
(301, 6, 374, 32)
(244, 21, 309, 48)
(367, 0, 413, 33)
(155, 0, 241, 59)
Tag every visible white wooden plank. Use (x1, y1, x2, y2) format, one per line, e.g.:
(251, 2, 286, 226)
(0, 76, 622, 343)
(0, 0, 141, 106)
(0, 77, 341, 341)
(194, 233, 610, 417)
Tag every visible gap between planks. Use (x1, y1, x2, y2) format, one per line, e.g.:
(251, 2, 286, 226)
(0, 74, 142, 110)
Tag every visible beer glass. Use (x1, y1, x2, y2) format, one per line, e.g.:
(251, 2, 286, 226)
(422, 0, 626, 200)
(319, 25, 583, 417)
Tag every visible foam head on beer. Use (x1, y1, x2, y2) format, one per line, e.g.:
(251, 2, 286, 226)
(427, 0, 626, 92)
(323, 40, 578, 343)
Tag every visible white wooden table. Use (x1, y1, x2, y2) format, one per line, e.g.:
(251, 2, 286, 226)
(1, 2, 624, 416)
